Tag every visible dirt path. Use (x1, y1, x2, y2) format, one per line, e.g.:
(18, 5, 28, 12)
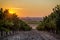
(38, 31, 58, 40)
(1, 30, 59, 40)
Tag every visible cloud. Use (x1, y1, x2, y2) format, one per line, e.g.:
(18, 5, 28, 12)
(9, 8, 23, 10)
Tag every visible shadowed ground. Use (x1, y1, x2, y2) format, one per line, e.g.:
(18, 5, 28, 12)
(0, 30, 59, 40)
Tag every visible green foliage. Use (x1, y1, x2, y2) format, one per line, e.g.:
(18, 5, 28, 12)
(19, 20, 32, 31)
(0, 8, 32, 32)
(36, 5, 60, 33)
(36, 21, 45, 30)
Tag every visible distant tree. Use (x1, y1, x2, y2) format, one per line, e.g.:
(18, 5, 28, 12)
(0, 8, 32, 34)
(36, 5, 60, 34)
(53, 5, 60, 33)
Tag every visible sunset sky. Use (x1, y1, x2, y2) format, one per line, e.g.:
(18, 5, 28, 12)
(0, 0, 60, 17)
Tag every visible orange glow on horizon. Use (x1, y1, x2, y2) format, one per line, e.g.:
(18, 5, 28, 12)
(0, 0, 60, 17)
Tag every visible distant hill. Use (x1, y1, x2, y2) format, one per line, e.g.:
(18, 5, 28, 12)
(20, 17, 43, 29)
(20, 17, 43, 24)
(20, 17, 43, 21)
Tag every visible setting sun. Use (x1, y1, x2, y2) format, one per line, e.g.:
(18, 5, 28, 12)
(9, 9, 15, 14)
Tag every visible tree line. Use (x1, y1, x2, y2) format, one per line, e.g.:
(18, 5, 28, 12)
(0, 8, 32, 37)
(36, 5, 60, 34)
